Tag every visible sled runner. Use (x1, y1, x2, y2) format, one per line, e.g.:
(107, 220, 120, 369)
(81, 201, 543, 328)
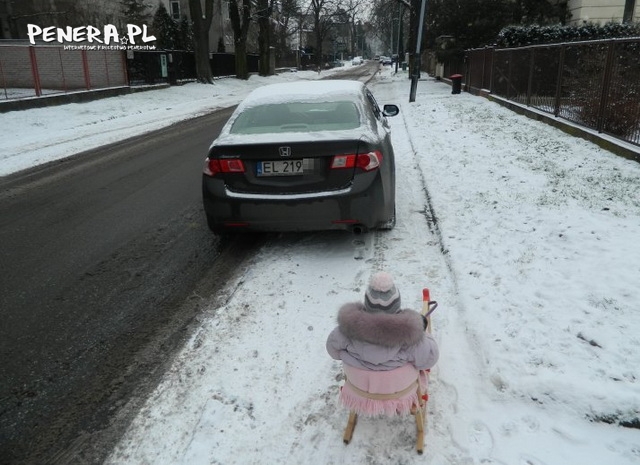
(340, 288, 438, 454)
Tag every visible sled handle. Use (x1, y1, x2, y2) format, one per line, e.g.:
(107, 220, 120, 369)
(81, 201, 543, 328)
(422, 288, 438, 317)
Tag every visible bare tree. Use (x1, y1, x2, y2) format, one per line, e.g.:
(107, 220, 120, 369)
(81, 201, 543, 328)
(120, 0, 152, 24)
(338, 0, 367, 58)
(369, 0, 403, 52)
(272, 0, 301, 66)
(369, 0, 417, 73)
(309, 0, 338, 69)
(229, 0, 252, 79)
(188, 0, 214, 83)
(256, 0, 276, 76)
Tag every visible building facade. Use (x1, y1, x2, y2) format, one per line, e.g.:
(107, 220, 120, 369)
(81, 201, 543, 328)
(567, 0, 639, 25)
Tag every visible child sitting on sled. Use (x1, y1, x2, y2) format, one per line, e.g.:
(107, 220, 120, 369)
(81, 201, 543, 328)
(326, 271, 439, 374)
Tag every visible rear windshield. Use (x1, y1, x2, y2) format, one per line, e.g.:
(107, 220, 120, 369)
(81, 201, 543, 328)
(229, 101, 361, 134)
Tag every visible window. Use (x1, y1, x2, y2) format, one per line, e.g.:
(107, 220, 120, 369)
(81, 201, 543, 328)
(365, 90, 381, 119)
(230, 102, 361, 134)
(170, 1, 181, 20)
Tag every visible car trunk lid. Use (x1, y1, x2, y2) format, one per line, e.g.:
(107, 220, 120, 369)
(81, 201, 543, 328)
(209, 139, 364, 195)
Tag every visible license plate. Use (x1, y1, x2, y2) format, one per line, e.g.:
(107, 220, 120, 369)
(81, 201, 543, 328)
(257, 159, 311, 176)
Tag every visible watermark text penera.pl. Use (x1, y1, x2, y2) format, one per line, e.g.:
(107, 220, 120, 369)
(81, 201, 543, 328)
(26, 24, 156, 46)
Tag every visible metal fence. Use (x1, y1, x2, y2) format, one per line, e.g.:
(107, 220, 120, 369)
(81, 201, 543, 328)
(109, 51, 263, 85)
(125, 50, 193, 85)
(465, 38, 640, 147)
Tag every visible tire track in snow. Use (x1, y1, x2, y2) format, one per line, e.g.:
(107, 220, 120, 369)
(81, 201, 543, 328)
(398, 98, 460, 299)
(378, 76, 499, 463)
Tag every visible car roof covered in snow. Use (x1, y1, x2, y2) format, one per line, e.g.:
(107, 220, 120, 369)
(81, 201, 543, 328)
(211, 80, 375, 146)
(237, 80, 366, 108)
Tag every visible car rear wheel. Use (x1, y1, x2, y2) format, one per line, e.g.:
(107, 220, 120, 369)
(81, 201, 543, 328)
(205, 214, 226, 235)
(377, 206, 396, 230)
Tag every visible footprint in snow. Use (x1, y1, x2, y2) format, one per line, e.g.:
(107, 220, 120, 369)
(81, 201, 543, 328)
(468, 420, 494, 459)
(519, 453, 548, 465)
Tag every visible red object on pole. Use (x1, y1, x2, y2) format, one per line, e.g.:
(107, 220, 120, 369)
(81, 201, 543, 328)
(29, 46, 42, 97)
(422, 288, 430, 303)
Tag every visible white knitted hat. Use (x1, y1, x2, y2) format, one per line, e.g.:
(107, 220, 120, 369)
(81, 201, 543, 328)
(364, 272, 401, 314)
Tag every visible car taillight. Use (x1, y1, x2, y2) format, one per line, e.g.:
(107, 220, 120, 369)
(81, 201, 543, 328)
(330, 154, 357, 169)
(330, 151, 382, 171)
(203, 158, 245, 176)
(356, 151, 382, 171)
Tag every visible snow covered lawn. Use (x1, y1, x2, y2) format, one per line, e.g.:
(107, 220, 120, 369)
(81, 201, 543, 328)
(4, 66, 639, 465)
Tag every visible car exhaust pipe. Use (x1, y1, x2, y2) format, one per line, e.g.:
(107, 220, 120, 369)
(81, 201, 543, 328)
(350, 224, 367, 235)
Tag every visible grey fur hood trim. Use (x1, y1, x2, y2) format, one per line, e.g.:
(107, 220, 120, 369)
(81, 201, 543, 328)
(337, 302, 425, 348)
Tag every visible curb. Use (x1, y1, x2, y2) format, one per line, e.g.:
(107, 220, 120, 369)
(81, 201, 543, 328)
(0, 84, 170, 113)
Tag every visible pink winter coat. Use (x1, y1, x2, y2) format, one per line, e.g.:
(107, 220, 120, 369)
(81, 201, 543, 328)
(326, 302, 439, 371)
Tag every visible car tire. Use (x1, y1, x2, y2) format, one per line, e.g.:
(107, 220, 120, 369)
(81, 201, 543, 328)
(377, 207, 396, 230)
(205, 214, 226, 235)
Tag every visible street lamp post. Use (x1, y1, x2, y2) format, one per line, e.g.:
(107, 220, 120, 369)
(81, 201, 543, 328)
(409, 0, 427, 102)
(395, 4, 402, 73)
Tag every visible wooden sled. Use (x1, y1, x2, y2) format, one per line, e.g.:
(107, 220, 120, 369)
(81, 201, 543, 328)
(341, 288, 437, 454)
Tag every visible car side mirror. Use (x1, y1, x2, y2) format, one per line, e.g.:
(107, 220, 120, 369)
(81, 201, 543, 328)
(382, 104, 399, 117)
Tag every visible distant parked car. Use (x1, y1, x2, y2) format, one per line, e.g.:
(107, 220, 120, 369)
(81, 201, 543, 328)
(381, 56, 393, 65)
(351, 56, 363, 65)
(202, 80, 400, 234)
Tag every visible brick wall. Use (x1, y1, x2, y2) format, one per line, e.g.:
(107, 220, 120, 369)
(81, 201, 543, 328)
(0, 44, 127, 95)
(87, 50, 127, 88)
(0, 46, 35, 89)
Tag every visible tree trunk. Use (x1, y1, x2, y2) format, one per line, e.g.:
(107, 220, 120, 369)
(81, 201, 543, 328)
(188, 0, 213, 83)
(194, 26, 212, 82)
(235, 41, 248, 79)
(229, 0, 252, 80)
(407, 0, 419, 77)
(257, 0, 271, 76)
(314, 19, 323, 70)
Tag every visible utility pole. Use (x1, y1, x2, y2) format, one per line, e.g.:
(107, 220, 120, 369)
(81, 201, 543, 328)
(395, 4, 402, 73)
(623, 0, 636, 23)
(409, 0, 426, 102)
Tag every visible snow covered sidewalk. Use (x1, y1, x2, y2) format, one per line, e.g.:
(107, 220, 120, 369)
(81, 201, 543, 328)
(98, 71, 640, 465)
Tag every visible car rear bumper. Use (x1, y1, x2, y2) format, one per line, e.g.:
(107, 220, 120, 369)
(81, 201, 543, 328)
(202, 176, 392, 233)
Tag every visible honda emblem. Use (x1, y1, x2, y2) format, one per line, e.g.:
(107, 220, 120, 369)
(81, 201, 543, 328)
(279, 146, 291, 157)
